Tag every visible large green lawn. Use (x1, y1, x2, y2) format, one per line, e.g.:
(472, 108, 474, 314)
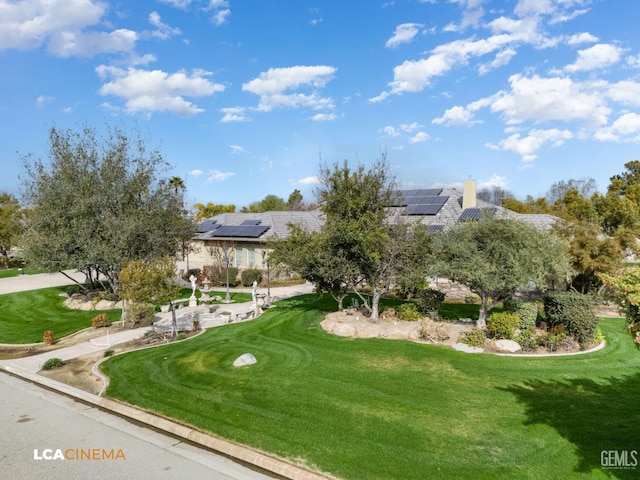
(0, 286, 252, 344)
(101, 294, 640, 480)
(0, 286, 122, 343)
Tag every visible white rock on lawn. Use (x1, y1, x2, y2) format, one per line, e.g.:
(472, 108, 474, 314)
(233, 353, 257, 367)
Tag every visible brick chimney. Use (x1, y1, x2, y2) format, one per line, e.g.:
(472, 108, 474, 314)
(462, 179, 477, 209)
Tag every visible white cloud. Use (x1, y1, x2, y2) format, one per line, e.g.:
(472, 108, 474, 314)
(487, 128, 573, 162)
(386, 23, 423, 49)
(628, 55, 640, 68)
(567, 32, 598, 45)
(311, 113, 337, 121)
(564, 43, 623, 72)
(205, 0, 231, 26)
(298, 176, 320, 185)
(432, 105, 476, 126)
(606, 80, 640, 107)
(48, 29, 137, 57)
(189, 169, 203, 177)
(36, 95, 53, 107)
(149, 12, 182, 40)
(158, 0, 194, 8)
(96, 66, 225, 116)
(489, 74, 610, 127)
(211, 9, 231, 26)
(478, 48, 517, 75)
(207, 170, 235, 182)
(478, 174, 508, 190)
(400, 122, 423, 132)
(409, 131, 430, 143)
(230, 145, 245, 154)
(243, 65, 336, 112)
(0, 0, 137, 56)
(381, 126, 400, 137)
(594, 113, 640, 142)
(219, 106, 251, 123)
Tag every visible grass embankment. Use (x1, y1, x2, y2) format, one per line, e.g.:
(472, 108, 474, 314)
(0, 286, 252, 344)
(101, 294, 640, 480)
(0, 286, 121, 343)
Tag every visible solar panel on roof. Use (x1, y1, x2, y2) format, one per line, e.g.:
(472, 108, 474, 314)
(403, 204, 445, 215)
(241, 219, 262, 225)
(210, 225, 270, 238)
(459, 208, 481, 221)
(427, 225, 445, 233)
(423, 188, 443, 196)
(197, 219, 218, 233)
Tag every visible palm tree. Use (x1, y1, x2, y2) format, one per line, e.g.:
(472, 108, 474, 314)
(168, 176, 186, 196)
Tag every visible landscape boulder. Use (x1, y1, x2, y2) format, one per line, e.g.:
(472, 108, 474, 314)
(232, 353, 257, 367)
(495, 339, 522, 353)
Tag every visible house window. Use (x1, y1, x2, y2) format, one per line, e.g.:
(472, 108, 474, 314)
(235, 247, 243, 267)
(248, 248, 255, 267)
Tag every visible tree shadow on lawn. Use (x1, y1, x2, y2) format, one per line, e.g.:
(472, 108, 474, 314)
(501, 373, 640, 479)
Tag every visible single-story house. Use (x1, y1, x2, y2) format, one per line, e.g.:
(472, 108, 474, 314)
(188, 180, 559, 271)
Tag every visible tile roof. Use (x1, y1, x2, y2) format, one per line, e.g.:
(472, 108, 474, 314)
(194, 189, 560, 241)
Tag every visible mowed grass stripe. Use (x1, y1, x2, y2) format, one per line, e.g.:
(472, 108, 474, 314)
(101, 294, 640, 480)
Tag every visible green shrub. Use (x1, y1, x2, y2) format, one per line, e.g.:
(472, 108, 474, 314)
(42, 358, 63, 370)
(66, 284, 83, 296)
(542, 324, 567, 352)
(126, 302, 156, 328)
(217, 267, 240, 287)
(505, 301, 538, 331)
(458, 328, 486, 347)
(544, 292, 598, 349)
(517, 328, 541, 351)
(241, 269, 263, 287)
(104, 348, 115, 357)
(487, 312, 520, 340)
(175, 333, 187, 341)
(398, 303, 423, 321)
(415, 288, 445, 317)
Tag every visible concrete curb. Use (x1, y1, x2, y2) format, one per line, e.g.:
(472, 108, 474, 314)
(0, 362, 336, 480)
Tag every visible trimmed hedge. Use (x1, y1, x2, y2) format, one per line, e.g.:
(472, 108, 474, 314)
(543, 292, 598, 349)
(241, 269, 263, 287)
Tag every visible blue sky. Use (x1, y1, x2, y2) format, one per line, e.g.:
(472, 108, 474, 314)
(1, 0, 640, 209)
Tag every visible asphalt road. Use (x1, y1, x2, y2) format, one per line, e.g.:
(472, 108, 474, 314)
(0, 372, 277, 480)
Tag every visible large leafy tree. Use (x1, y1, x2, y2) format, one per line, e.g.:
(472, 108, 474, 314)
(193, 202, 236, 221)
(119, 257, 183, 334)
(270, 224, 360, 310)
(314, 158, 399, 321)
(433, 214, 571, 328)
(0, 192, 23, 269)
(20, 124, 195, 293)
(241, 194, 287, 213)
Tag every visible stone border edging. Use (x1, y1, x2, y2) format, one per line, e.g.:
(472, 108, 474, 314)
(0, 363, 337, 480)
(494, 340, 606, 357)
